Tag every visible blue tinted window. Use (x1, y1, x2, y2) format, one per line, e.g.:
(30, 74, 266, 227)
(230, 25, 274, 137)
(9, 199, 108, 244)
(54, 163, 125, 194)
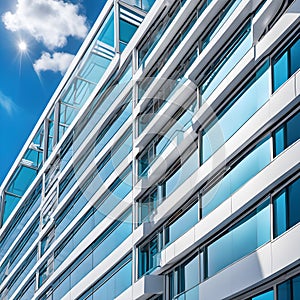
(206, 200, 270, 278)
(202, 63, 270, 163)
(274, 111, 300, 157)
(290, 38, 300, 75)
(169, 254, 200, 300)
(98, 9, 114, 47)
(166, 202, 199, 245)
(202, 137, 271, 217)
(120, 19, 138, 47)
(288, 177, 300, 228)
(165, 149, 198, 198)
(273, 52, 288, 91)
(201, 23, 252, 103)
(286, 112, 300, 148)
(278, 280, 291, 300)
(273, 177, 300, 238)
(272, 36, 300, 92)
(252, 290, 274, 300)
(292, 275, 300, 299)
(202, 0, 242, 49)
(273, 191, 287, 237)
(274, 126, 285, 156)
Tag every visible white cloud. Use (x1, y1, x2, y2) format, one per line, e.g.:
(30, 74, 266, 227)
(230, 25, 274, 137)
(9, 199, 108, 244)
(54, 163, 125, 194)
(2, 0, 88, 49)
(33, 51, 75, 74)
(0, 91, 17, 116)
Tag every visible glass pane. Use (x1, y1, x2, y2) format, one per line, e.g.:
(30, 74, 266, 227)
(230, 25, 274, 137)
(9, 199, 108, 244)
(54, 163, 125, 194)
(98, 9, 114, 47)
(202, 0, 242, 49)
(286, 111, 300, 149)
(142, 0, 156, 11)
(120, 19, 138, 44)
(114, 260, 132, 296)
(202, 63, 270, 162)
(201, 25, 252, 102)
(290, 38, 300, 75)
(2, 194, 21, 224)
(71, 254, 93, 288)
(182, 255, 199, 292)
(202, 137, 271, 217)
(274, 126, 285, 156)
(292, 275, 300, 299)
(165, 150, 198, 198)
(207, 200, 270, 277)
(252, 290, 274, 300)
(273, 190, 287, 238)
(277, 280, 291, 300)
(273, 52, 288, 92)
(288, 177, 300, 228)
(166, 202, 199, 245)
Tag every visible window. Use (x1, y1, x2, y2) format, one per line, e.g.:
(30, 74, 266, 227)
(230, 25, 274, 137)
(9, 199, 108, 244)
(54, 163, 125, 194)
(277, 274, 300, 299)
(39, 257, 54, 287)
(273, 111, 300, 157)
(272, 35, 300, 91)
(138, 97, 197, 178)
(202, 136, 271, 217)
(168, 253, 201, 300)
(138, 188, 162, 224)
(251, 290, 274, 300)
(273, 177, 300, 238)
(138, 147, 198, 224)
(201, 62, 270, 163)
(139, 232, 163, 277)
(205, 199, 270, 278)
(201, 0, 242, 50)
(77, 255, 132, 300)
(119, 6, 142, 51)
(52, 209, 132, 299)
(200, 22, 252, 103)
(165, 201, 199, 246)
(41, 228, 55, 256)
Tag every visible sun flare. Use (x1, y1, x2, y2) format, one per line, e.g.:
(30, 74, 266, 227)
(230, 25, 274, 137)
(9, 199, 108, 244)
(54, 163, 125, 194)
(18, 41, 27, 52)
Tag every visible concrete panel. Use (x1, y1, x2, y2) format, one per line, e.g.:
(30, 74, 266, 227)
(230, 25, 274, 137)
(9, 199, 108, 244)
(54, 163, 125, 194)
(272, 223, 300, 274)
(295, 70, 300, 97)
(132, 275, 164, 300)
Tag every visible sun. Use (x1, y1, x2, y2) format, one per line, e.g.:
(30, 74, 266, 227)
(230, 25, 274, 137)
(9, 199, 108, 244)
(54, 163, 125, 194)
(18, 41, 27, 52)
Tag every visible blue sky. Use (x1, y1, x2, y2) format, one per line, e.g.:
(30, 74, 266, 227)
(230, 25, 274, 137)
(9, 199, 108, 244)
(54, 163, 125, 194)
(0, 0, 106, 185)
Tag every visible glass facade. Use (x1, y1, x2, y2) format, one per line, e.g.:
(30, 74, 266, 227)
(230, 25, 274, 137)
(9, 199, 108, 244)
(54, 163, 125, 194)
(0, 0, 299, 299)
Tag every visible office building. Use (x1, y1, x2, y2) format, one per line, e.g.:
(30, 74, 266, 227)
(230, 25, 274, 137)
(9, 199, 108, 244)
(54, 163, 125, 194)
(0, 0, 299, 299)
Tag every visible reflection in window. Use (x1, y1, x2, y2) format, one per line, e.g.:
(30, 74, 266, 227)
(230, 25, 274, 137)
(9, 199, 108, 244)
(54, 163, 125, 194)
(272, 35, 300, 91)
(52, 209, 132, 299)
(202, 137, 271, 217)
(201, 0, 242, 50)
(165, 201, 199, 246)
(138, 147, 198, 224)
(273, 111, 300, 157)
(168, 254, 201, 300)
(139, 233, 163, 277)
(251, 290, 274, 300)
(119, 6, 142, 52)
(273, 177, 300, 238)
(201, 62, 270, 163)
(138, 98, 197, 178)
(206, 200, 270, 278)
(277, 274, 300, 300)
(77, 255, 132, 300)
(201, 22, 252, 103)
